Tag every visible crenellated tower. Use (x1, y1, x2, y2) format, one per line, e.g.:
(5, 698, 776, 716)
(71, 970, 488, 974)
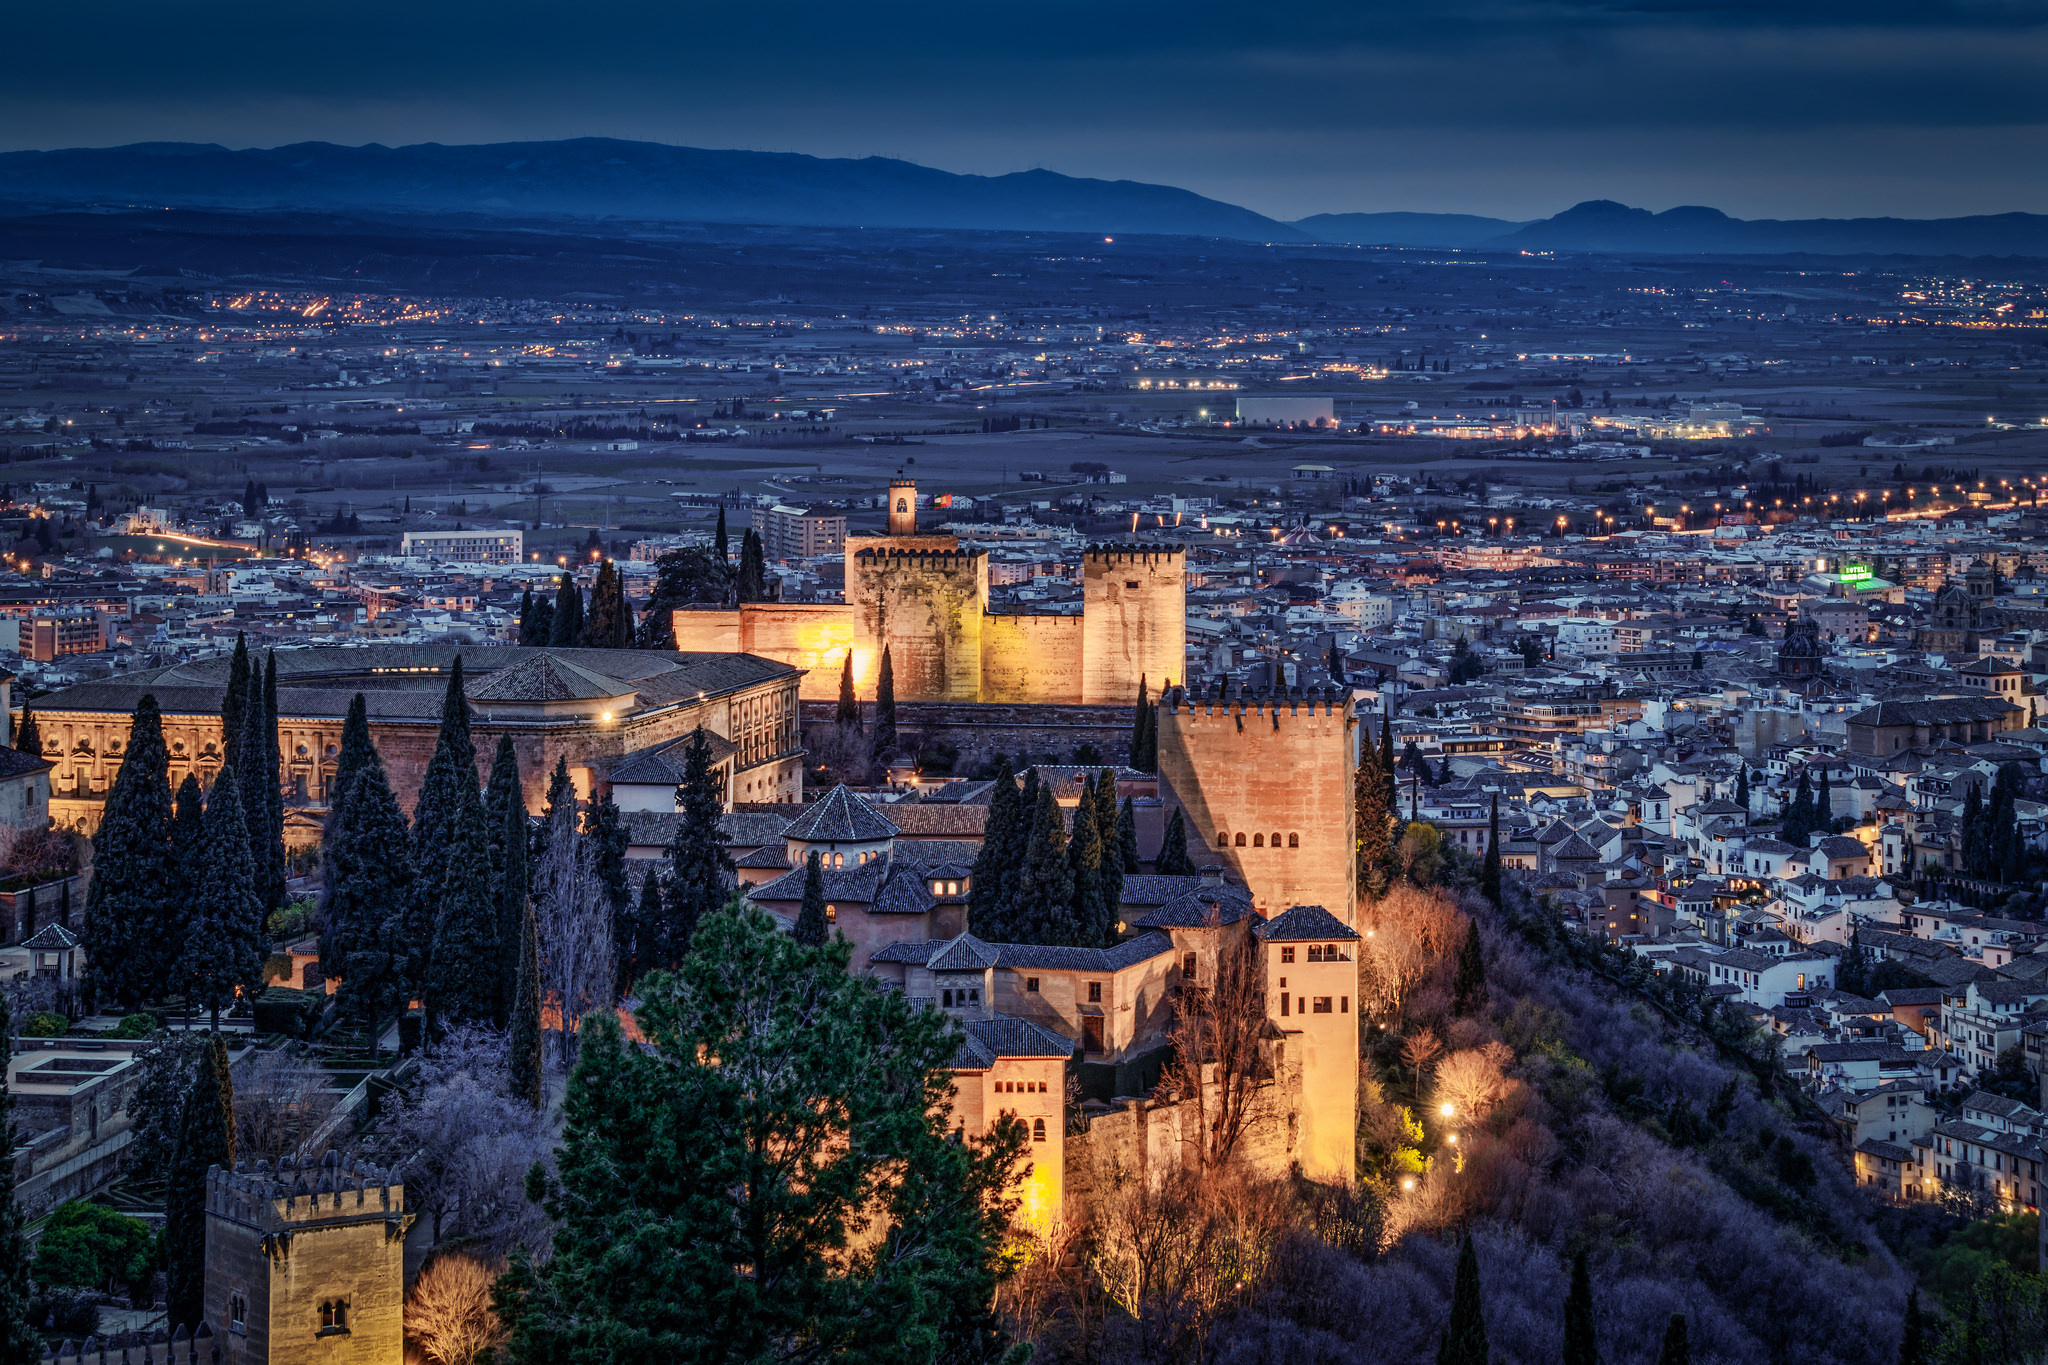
(1081, 543, 1186, 704)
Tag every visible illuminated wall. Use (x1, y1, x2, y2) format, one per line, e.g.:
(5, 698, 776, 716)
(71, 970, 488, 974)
(1155, 690, 1357, 927)
(980, 613, 1085, 704)
(1261, 939, 1360, 1184)
(951, 1057, 1066, 1237)
(1081, 546, 1186, 705)
(851, 548, 987, 703)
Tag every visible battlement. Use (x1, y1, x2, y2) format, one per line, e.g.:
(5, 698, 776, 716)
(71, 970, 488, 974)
(1083, 542, 1186, 565)
(1162, 683, 1348, 717)
(39, 1323, 216, 1365)
(853, 546, 987, 567)
(207, 1150, 403, 1233)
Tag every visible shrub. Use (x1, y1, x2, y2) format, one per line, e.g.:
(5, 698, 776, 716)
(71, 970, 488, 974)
(251, 987, 319, 1038)
(112, 1012, 159, 1039)
(29, 1287, 101, 1338)
(32, 1201, 156, 1295)
(22, 1011, 68, 1037)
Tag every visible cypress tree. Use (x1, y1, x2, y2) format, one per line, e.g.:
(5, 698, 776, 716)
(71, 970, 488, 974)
(1130, 675, 1152, 770)
(1562, 1248, 1597, 1365)
(542, 753, 577, 828)
(662, 728, 734, 963)
(1735, 765, 1749, 813)
(793, 851, 829, 946)
(1654, 1313, 1689, 1365)
(166, 775, 204, 990)
(622, 867, 663, 995)
(1094, 770, 1125, 925)
(581, 560, 631, 647)
(484, 734, 521, 877)
(1009, 768, 1042, 895)
(871, 645, 898, 760)
(1116, 794, 1141, 875)
(836, 651, 861, 729)
(0, 998, 39, 1364)
(1068, 778, 1108, 948)
(326, 694, 377, 847)
(325, 756, 415, 1058)
(258, 653, 287, 911)
(408, 658, 475, 989)
(1436, 1232, 1489, 1365)
(1453, 921, 1487, 1015)
(714, 504, 729, 561)
(1380, 710, 1396, 806)
(588, 787, 631, 918)
(517, 585, 536, 643)
(1898, 1290, 1923, 1365)
(549, 573, 584, 646)
(1156, 807, 1195, 876)
(495, 789, 533, 1025)
(1815, 768, 1832, 834)
(222, 633, 250, 775)
(1357, 735, 1392, 898)
(426, 784, 499, 1037)
(524, 593, 555, 646)
(1787, 769, 1816, 845)
(736, 528, 768, 601)
(165, 1035, 234, 1331)
(1013, 786, 1076, 945)
(967, 758, 1020, 940)
(1480, 793, 1502, 908)
(184, 763, 267, 1030)
(10, 702, 35, 756)
(82, 694, 173, 1012)
(506, 900, 543, 1111)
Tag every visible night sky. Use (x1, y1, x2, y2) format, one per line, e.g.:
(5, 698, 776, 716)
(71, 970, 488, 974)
(9, 1, 2046, 221)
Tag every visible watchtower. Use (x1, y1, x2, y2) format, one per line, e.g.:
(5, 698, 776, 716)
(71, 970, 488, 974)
(850, 546, 989, 702)
(1081, 544, 1186, 705)
(887, 473, 918, 537)
(205, 1152, 408, 1365)
(1155, 684, 1357, 926)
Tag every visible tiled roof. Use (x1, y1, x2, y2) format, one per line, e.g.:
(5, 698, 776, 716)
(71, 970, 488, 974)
(19, 923, 78, 950)
(782, 785, 900, 843)
(885, 805, 990, 837)
(1126, 884, 1256, 928)
(1848, 697, 2018, 727)
(994, 932, 1174, 973)
(610, 729, 739, 785)
(1253, 905, 1360, 942)
(929, 934, 1002, 971)
(953, 1015, 1077, 1069)
(0, 747, 51, 778)
(469, 653, 634, 703)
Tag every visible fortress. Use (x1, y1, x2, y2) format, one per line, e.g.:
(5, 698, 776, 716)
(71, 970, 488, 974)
(671, 476, 1187, 704)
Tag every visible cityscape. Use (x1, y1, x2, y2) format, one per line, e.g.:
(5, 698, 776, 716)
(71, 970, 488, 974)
(2, 6, 2048, 1365)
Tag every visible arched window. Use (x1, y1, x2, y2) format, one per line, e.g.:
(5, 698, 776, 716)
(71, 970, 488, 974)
(1288, 832, 1300, 848)
(942, 989, 953, 1007)
(896, 498, 909, 514)
(1032, 1117, 1046, 1142)
(833, 852, 844, 868)
(1270, 831, 1281, 848)
(1252, 833, 1264, 848)
(1234, 832, 1246, 847)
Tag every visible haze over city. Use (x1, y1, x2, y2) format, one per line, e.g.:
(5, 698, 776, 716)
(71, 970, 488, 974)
(0, 4, 2044, 1365)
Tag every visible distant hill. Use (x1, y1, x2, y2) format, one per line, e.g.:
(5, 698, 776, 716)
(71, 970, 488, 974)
(0, 139, 1306, 243)
(1292, 211, 1531, 248)
(1495, 199, 2048, 258)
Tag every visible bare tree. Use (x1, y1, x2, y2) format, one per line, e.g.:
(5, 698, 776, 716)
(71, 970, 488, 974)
(1433, 1041, 1514, 1121)
(234, 1046, 330, 1166)
(405, 1251, 507, 1365)
(531, 798, 617, 1073)
(1361, 884, 1464, 1022)
(1161, 915, 1269, 1169)
(1090, 1169, 1289, 1362)
(1400, 1029, 1443, 1093)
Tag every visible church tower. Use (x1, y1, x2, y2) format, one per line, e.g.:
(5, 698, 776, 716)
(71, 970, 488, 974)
(887, 473, 918, 536)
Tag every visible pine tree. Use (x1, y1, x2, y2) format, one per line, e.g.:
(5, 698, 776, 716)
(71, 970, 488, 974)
(836, 651, 861, 729)
(183, 763, 267, 1030)
(662, 728, 734, 963)
(871, 645, 898, 760)
(1480, 793, 1502, 909)
(82, 694, 173, 1012)
(1452, 921, 1486, 1015)
(967, 758, 1020, 939)
(1898, 1289, 1924, 1365)
(506, 901, 543, 1111)
(1562, 1248, 1597, 1365)
(1156, 807, 1196, 876)
(793, 851, 829, 946)
(1012, 786, 1076, 944)
(1067, 778, 1108, 948)
(1436, 1232, 1489, 1365)
(0, 998, 40, 1365)
(221, 633, 250, 775)
(1116, 794, 1141, 875)
(324, 755, 415, 1058)
(1655, 1313, 1689, 1365)
(1094, 771, 1125, 925)
(10, 702, 35, 756)
(426, 784, 499, 1037)
(549, 574, 584, 646)
(165, 1035, 234, 1331)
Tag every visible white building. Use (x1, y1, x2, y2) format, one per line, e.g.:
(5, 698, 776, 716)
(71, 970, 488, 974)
(399, 529, 524, 565)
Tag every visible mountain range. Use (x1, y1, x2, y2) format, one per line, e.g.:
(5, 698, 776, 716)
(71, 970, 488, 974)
(4, 139, 2048, 259)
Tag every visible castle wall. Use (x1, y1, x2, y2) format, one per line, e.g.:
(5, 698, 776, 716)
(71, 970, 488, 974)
(1082, 546, 1187, 705)
(206, 1173, 406, 1365)
(1264, 945, 1360, 1184)
(979, 613, 1085, 704)
(729, 604, 858, 703)
(1155, 692, 1357, 926)
(851, 548, 988, 703)
(799, 700, 1136, 771)
(669, 609, 741, 656)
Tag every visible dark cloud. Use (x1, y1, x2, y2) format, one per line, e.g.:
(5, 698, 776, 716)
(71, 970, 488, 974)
(4, 1, 2043, 219)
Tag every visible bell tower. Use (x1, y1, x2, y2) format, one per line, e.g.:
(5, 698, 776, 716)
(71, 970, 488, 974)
(888, 473, 918, 536)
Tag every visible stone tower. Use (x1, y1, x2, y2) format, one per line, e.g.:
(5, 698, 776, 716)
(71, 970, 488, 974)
(1081, 544, 1187, 705)
(887, 473, 918, 537)
(205, 1152, 408, 1365)
(850, 546, 989, 702)
(1154, 685, 1357, 927)
(1254, 905, 1362, 1184)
